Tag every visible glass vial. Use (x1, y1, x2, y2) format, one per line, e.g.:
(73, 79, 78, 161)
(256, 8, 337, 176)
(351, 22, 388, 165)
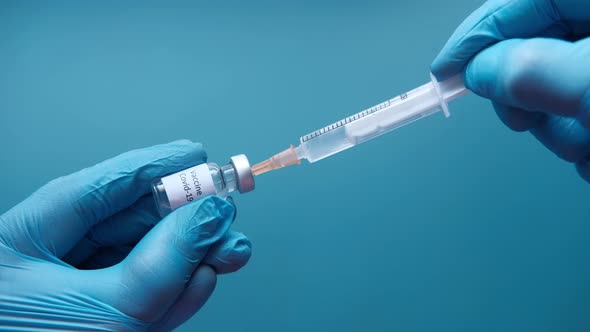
(152, 154, 255, 217)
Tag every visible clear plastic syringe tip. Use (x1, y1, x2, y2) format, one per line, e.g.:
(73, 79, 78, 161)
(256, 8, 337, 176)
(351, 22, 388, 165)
(252, 144, 301, 176)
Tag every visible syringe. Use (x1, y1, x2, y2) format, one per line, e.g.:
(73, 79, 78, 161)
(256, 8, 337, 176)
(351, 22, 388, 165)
(252, 73, 468, 175)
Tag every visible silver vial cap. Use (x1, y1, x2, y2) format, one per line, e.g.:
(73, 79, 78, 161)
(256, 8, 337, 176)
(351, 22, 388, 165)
(230, 154, 255, 193)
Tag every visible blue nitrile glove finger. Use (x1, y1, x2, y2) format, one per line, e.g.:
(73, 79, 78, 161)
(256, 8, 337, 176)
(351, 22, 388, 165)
(464, 37, 590, 163)
(62, 196, 160, 266)
(98, 196, 234, 322)
(0, 139, 206, 261)
(490, 101, 544, 132)
(150, 265, 217, 332)
(531, 116, 590, 163)
(205, 231, 252, 274)
(79, 230, 252, 274)
(430, 0, 590, 80)
(65, 193, 235, 268)
(0, 196, 233, 331)
(65, 191, 251, 274)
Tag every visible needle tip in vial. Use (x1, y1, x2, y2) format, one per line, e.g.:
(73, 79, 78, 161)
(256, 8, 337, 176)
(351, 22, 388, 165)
(252, 145, 301, 176)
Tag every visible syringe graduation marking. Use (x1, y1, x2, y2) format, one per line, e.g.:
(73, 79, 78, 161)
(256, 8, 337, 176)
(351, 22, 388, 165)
(301, 93, 406, 142)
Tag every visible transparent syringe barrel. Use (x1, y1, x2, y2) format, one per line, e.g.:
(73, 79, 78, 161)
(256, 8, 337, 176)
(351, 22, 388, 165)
(298, 75, 466, 163)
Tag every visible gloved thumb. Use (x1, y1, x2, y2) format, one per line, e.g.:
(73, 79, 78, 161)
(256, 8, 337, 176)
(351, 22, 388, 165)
(113, 196, 234, 322)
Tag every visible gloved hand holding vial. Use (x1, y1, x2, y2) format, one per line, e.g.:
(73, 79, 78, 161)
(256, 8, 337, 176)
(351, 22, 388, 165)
(0, 141, 252, 331)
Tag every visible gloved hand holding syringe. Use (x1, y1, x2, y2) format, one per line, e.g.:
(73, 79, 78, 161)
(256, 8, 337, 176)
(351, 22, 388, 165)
(151, 73, 468, 215)
(252, 73, 468, 175)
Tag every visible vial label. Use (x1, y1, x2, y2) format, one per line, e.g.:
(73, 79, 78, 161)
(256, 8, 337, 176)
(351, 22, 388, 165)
(161, 164, 216, 210)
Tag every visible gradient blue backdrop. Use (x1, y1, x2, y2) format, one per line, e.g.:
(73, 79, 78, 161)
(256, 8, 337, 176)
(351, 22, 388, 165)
(1, 1, 590, 331)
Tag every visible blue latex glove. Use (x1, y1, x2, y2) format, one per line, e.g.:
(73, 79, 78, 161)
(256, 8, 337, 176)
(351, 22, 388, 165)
(431, 0, 590, 182)
(0, 140, 251, 331)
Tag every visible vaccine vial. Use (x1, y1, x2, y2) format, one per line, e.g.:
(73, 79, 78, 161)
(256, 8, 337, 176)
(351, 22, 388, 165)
(152, 154, 255, 217)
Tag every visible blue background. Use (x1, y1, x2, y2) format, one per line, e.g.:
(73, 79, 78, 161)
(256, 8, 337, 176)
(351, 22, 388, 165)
(1, 1, 590, 331)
